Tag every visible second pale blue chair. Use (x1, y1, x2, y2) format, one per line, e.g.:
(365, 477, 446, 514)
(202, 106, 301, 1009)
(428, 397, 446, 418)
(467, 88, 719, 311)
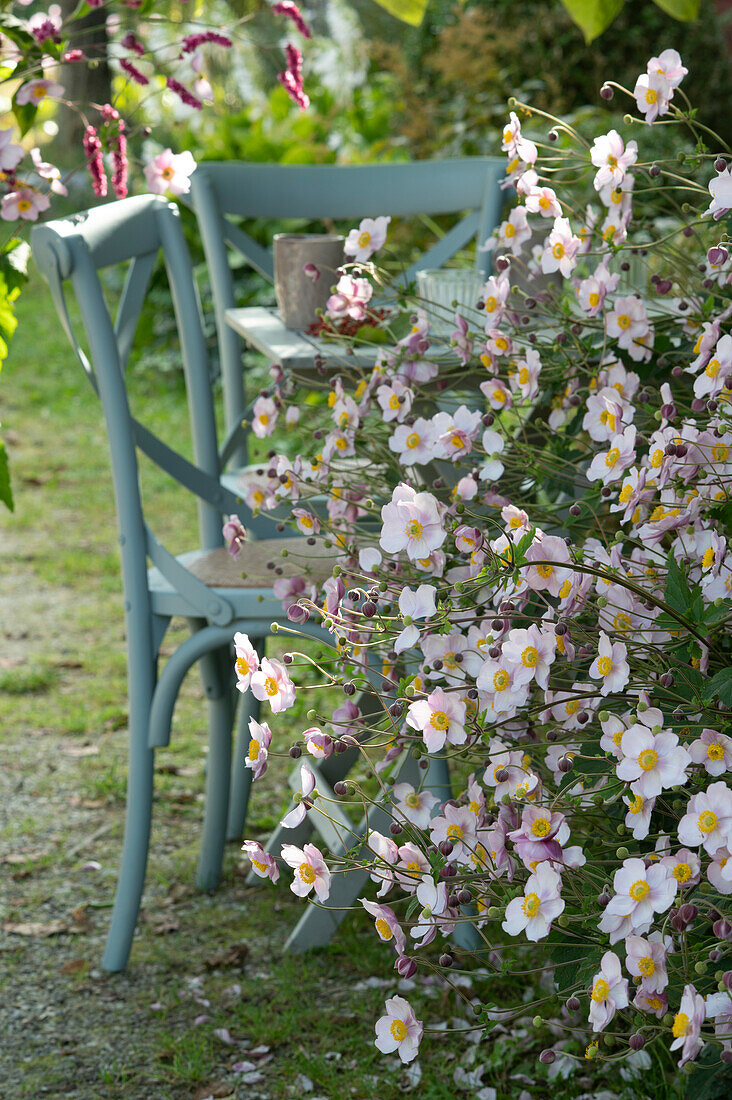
(32, 195, 336, 971)
(190, 158, 506, 476)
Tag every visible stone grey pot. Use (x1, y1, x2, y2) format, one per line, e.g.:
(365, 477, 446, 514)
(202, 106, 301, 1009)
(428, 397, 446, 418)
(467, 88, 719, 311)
(273, 233, 345, 330)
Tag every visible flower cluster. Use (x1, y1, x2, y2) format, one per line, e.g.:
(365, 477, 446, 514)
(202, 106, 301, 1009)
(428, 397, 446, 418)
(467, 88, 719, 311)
(0, 1, 312, 227)
(233, 51, 732, 1079)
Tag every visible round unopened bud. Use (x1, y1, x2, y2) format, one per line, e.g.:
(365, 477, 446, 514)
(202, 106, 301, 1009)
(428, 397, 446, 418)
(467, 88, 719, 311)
(389, 822, 403, 836)
(649, 163, 661, 178)
(629, 1033, 645, 1051)
(532, 1015, 543, 1028)
(566, 996, 581, 1012)
(334, 781, 348, 796)
(539, 1049, 556, 1065)
(616, 846, 630, 860)
(600, 84, 614, 100)
(557, 755, 574, 773)
(715, 156, 727, 172)
(458, 888, 472, 905)
(708, 245, 729, 267)
(289, 745, 302, 759)
(679, 903, 698, 924)
(569, 503, 581, 517)
(723, 971, 732, 992)
(722, 1050, 732, 1064)
(439, 952, 454, 968)
(495, 768, 510, 783)
(438, 840, 454, 857)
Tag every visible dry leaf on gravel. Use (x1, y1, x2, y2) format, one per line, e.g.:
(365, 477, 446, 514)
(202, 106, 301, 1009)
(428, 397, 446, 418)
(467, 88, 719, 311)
(203, 942, 249, 970)
(60, 743, 99, 757)
(3, 920, 77, 937)
(192, 1084, 233, 1099)
(1, 848, 49, 864)
(60, 958, 88, 975)
(141, 912, 180, 934)
(67, 795, 105, 809)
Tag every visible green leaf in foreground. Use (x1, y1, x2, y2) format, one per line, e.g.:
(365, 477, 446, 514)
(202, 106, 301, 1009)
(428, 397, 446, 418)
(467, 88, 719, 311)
(560, 0, 624, 42)
(702, 667, 732, 707)
(652, 0, 700, 20)
(368, 0, 429, 27)
(0, 440, 13, 512)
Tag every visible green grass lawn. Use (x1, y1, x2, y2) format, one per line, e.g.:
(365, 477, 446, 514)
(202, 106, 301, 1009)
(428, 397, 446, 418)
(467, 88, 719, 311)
(0, 271, 687, 1100)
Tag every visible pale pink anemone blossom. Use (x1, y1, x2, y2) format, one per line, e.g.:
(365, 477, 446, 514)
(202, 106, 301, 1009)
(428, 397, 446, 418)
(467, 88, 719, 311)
(222, 514, 247, 558)
(616, 725, 690, 800)
(395, 584, 437, 654)
(703, 166, 732, 221)
(590, 130, 638, 191)
(634, 70, 671, 123)
(625, 933, 669, 993)
(250, 656, 296, 712)
(661, 847, 702, 890)
(540, 216, 581, 278)
(502, 861, 565, 941)
(499, 624, 556, 690)
(688, 728, 732, 776)
(406, 687, 467, 752)
(280, 763, 317, 829)
(241, 840, 279, 883)
(507, 806, 565, 869)
(410, 876, 454, 945)
(598, 857, 677, 942)
(670, 985, 706, 1066)
(379, 484, 446, 561)
(377, 378, 413, 423)
(344, 215, 391, 262)
(233, 632, 259, 691)
(360, 897, 406, 954)
(523, 534, 574, 597)
(586, 424, 637, 486)
(251, 395, 278, 438)
(649, 48, 688, 89)
(374, 996, 423, 1064)
(1, 187, 50, 222)
(15, 77, 64, 105)
(678, 781, 732, 855)
(280, 841, 331, 901)
(429, 804, 479, 864)
(0, 127, 24, 172)
(392, 782, 439, 830)
(497, 206, 532, 255)
(589, 631, 629, 695)
(524, 183, 562, 218)
(479, 428, 506, 481)
(245, 718, 272, 780)
(143, 148, 197, 196)
(325, 273, 373, 321)
(588, 951, 629, 1032)
(304, 728, 333, 759)
(577, 260, 620, 317)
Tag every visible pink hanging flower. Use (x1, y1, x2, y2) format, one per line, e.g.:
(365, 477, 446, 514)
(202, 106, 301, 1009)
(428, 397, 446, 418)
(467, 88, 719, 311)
(625, 933, 669, 993)
(590, 130, 638, 191)
(392, 782, 439, 830)
(0, 128, 24, 172)
(83, 125, 106, 197)
(326, 274, 373, 321)
(379, 484, 446, 561)
(272, 2, 313, 39)
(277, 43, 309, 110)
(688, 728, 732, 776)
(541, 216, 581, 278)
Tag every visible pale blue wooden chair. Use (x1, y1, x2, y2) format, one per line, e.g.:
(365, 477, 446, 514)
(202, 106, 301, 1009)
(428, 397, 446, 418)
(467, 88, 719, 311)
(190, 158, 506, 476)
(31, 195, 336, 971)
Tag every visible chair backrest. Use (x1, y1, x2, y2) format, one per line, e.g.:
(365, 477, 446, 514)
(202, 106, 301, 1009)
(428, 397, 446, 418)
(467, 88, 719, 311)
(32, 195, 247, 629)
(190, 158, 507, 459)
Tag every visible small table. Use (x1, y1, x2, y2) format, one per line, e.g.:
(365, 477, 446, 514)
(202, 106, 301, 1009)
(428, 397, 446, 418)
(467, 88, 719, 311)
(225, 305, 382, 374)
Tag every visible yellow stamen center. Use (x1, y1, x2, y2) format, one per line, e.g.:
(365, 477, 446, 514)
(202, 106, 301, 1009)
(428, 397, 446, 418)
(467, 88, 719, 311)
(390, 1019, 408, 1042)
(298, 862, 316, 884)
(430, 710, 449, 731)
(531, 818, 551, 837)
(698, 809, 717, 834)
(264, 676, 278, 697)
(638, 749, 658, 772)
(521, 892, 541, 918)
(672, 1013, 689, 1039)
(521, 646, 539, 668)
(248, 739, 260, 761)
(591, 978, 610, 1003)
(375, 917, 393, 940)
(629, 880, 650, 901)
(638, 956, 655, 977)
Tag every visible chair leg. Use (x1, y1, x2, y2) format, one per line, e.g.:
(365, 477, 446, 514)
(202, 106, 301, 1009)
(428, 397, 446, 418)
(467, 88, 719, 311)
(196, 645, 233, 891)
(102, 651, 156, 973)
(227, 679, 261, 841)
